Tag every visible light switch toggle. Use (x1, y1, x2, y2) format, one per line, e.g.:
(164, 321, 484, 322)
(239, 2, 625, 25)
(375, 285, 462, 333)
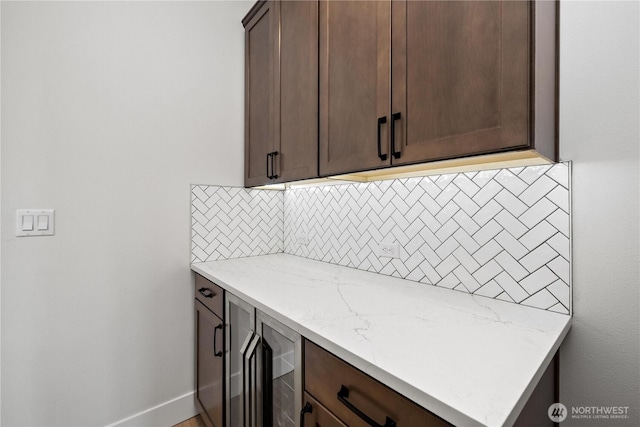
(16, 209, 55, 237)
(22, 215, 34, 231)
(37, 215, 49, 231)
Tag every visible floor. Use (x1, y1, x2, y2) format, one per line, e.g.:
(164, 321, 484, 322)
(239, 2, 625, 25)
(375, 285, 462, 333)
(173, 415, 206, 427)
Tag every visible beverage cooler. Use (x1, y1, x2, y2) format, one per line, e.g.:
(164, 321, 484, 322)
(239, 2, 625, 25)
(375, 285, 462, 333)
(226, 294, 303, 427)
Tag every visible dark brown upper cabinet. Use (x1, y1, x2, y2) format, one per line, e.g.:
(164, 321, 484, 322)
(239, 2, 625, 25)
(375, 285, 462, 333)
(318, 1, 391, 176)
(243, 1, 318, 187)
(319, 0, 557, 177)
(244, 2, 273, 187)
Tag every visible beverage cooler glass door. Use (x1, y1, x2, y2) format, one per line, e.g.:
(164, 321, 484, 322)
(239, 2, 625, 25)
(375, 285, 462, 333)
(226, 293, 257, 427)
(256, 310, 302, 427)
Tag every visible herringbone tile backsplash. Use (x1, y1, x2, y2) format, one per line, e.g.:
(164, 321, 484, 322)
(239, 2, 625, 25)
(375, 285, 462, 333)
(191, 186, 283, 262)
(191, 163, 571, 314)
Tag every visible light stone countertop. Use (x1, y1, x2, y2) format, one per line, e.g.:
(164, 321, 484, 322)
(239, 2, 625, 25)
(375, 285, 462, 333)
(191, 253, 571, 427)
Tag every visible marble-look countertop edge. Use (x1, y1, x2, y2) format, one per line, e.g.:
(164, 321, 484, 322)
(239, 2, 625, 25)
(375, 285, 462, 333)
(502, 319, 572, 427)
(191, 254, 571, 427)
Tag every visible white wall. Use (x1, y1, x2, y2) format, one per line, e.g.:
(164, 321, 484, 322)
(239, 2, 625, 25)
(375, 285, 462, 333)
(559, 1, 639, 425)
(1, 1, 249, 425)
(2, 1, 639, 426)
(0, 1, 3, 422)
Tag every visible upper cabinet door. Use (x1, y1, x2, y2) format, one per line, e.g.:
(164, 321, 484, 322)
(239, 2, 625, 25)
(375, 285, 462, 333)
(272, 0, 318, 183)
(391, 1, 531, 164)
(319, 1, 391, 176)
(244, 2, 276, 187)
(244, 1, 319, 187)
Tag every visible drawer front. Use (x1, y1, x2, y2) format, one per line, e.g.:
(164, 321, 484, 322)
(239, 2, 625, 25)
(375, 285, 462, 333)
(304, 340, 450, 427)
(302, 392, 347, 427)
(195, 274, 224, 318)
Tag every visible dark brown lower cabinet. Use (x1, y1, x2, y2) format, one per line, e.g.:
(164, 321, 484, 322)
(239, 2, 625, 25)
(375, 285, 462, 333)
(304, 340, 451, 427)
(301, 392, 347, 427)
(513, 354, 557, 427)
(195, 299, 225, 427)
(304, 339, 558, 427)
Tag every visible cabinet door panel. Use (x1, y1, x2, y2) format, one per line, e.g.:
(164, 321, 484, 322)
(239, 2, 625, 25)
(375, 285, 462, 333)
(392, 0, 530, 164)
(302, 393, 347, 427)
(245, 3, 275, 187)
(319, 0, 390, 176)
(275, 0, 318, 182)
(226, 294, 256, 427)
(256, 311, 302, 427)
(196, 300, 225, 427)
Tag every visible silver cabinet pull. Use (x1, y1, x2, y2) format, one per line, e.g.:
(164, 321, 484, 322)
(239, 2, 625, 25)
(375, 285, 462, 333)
(244, 334, 261, 427)
(245, 334, 261, 359)
(240, 331, 255, 427)
(240, 331, 255, 355)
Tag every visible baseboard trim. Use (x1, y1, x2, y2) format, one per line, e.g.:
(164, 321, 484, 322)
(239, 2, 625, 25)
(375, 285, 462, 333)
(106, 391, 198, 427)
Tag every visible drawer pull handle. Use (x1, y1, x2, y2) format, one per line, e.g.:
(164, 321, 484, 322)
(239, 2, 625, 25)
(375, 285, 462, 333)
(271, 151, 279, 179)
(390, 112, 402, 159)
(266, 153, 270, 179)
(300, 402, 313, 427)
(267, 151, 279, 180)
(337, 385, 396, 427)
(377, 116, 388, 161)
(198, 287, 215, 298)
(213, 324, 223, 357)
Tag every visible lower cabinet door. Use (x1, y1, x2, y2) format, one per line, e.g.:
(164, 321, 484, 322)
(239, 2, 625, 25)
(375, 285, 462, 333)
(302, 393, 347, 427)
(196, 299, 225, 427)
(257, 310, 302, 427)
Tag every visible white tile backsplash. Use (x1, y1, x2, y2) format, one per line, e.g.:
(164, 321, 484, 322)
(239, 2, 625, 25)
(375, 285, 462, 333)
(190, 186, 283, 263)
(284, 163, 571, 314)
(191, 162, 571, 314)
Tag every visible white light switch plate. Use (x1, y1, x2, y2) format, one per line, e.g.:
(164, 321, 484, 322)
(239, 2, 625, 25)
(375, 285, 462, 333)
(16, 209, 55, 237)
